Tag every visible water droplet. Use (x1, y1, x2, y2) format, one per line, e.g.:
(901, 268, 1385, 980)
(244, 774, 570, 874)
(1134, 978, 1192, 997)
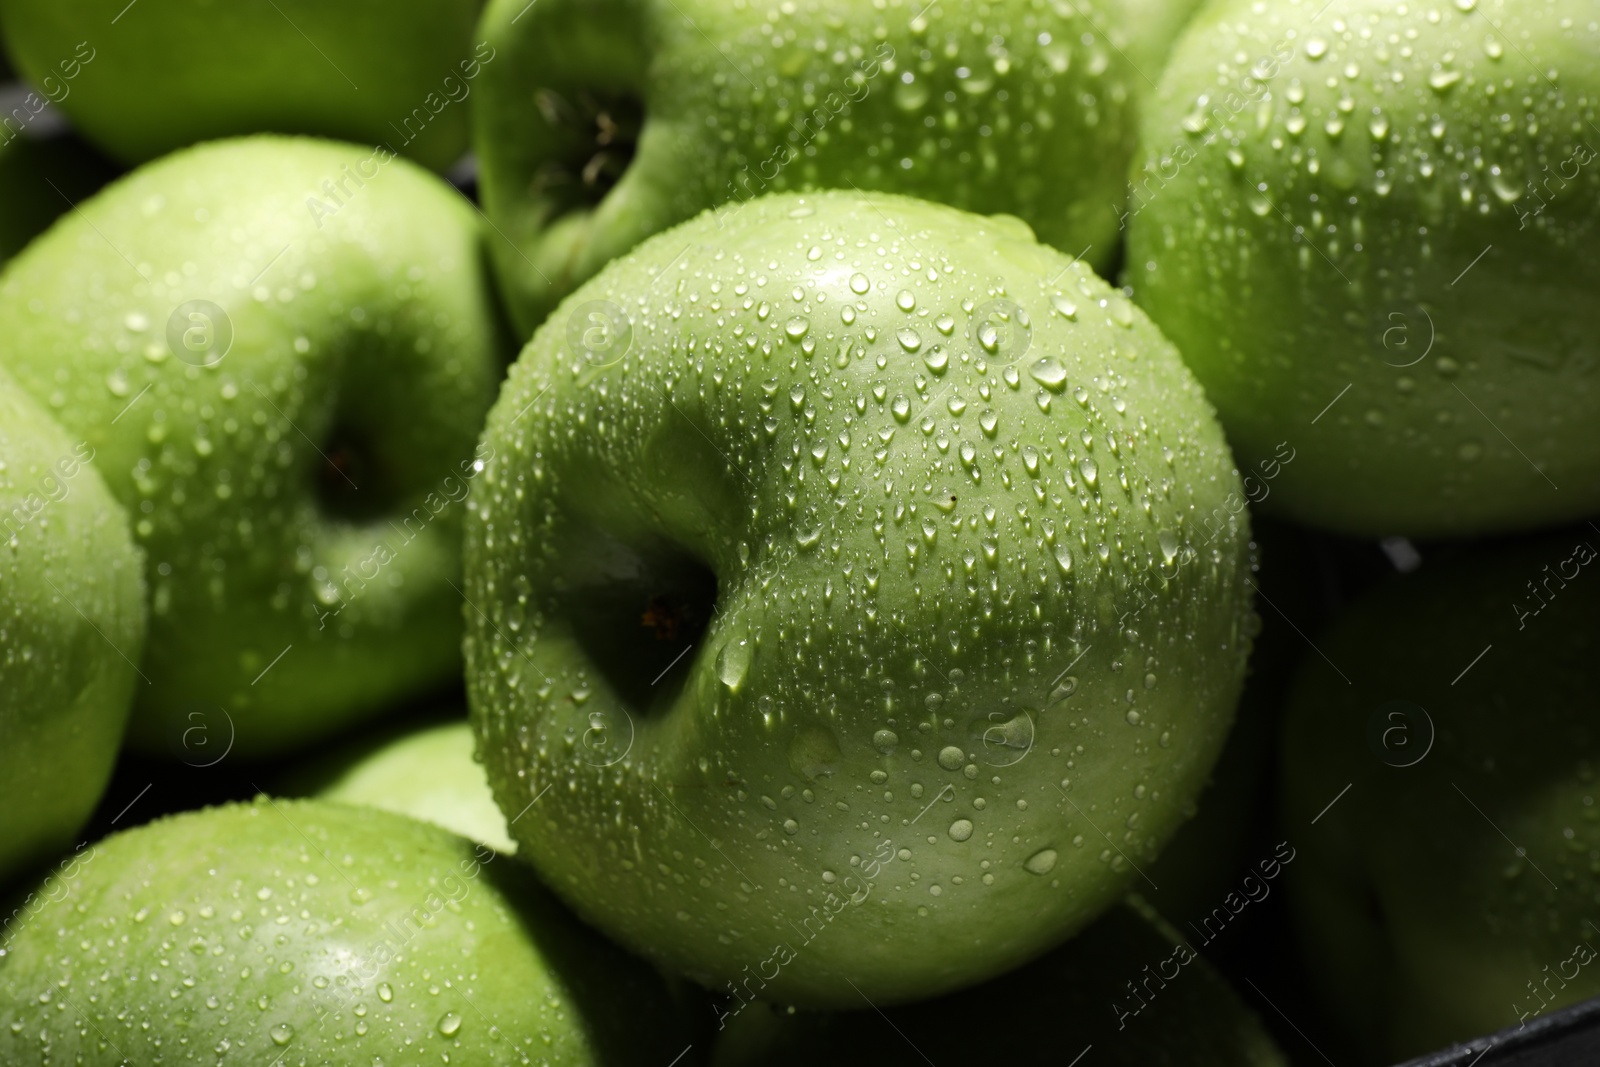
(896, 289, 916, 312)
(377, 983, 393, 1003)
(1429, 69, 1462, 91)
(897, 327, 922, 352)
(716, 639, 750, 691)
(948, 819, 974, 842)
(1024, 848, 1058, 874)
(437, 1012, 462, 1037)
(1028, 357, 1068, 392)
(270, 1023, 294, 1046)
(785, 317, 810, 341)
(1157, 529, 1179, 564)
(1305, 38, 1328, 60)
(849, 273, 871, 295)
(937, 745, 965, 771)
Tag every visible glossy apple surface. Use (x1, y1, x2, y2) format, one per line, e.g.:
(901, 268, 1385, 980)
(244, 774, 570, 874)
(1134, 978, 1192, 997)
(281, 717, 515, 853)
(1127, 0, 1599, 537)
(0, 0, 485, 170)
(466, 189, 1254, 1006)
(473, 0, 1147, 334)
(0, 373, 145, 884)
(0, 136, 506, 757)
(1283, 531, 1600, 1059)
(712, 899, 1286, 1066)
(0, 798, 691, 1065)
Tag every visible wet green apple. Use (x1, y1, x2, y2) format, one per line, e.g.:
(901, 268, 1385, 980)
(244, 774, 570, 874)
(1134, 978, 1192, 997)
(1283, 531, 1600, 1059)
(1120, 0, 1207, 78)
(1145, 518, 1313, 918)
(0, 0, 486, 170)
(711, 898, 1286, 1066)
(0, 798, 691, 1065)
(281, 717, 515, 853)
(473, 0, 1148, 335)
(1127, 0, 1600, 537)
(0, 136, 506, 757)
(0, 372, 144, 884)
(465, 189, 1255, 1006)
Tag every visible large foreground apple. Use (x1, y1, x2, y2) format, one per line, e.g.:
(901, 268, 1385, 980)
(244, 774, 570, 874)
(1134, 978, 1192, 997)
(1283, 531, 1600, 1059)
(0, 0, 486, 170)
(473, 0, 1149, 335)
(465, 189, 1255, 1005)
(0, 373, 144, 884)
(0, 799, 690, 1065)
(1126, 0, 1600, 537)
(0, 136, 506, 756)
(713, 899, 1286, 1065)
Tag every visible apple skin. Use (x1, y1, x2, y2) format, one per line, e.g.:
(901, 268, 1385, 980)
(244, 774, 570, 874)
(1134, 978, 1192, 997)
(0, 136, 506, 757)
(465, 189, 1255, 1006)
(0, 373, 145, 885)
(1282, 531, 1600, 1059)
(0, 798, 693, 1065)
(0, 0, 485, 170)
(1120, 0, 1208, 77)
(280, 717, 516, 854)
(1143, 518, 1313, 919)
(472, 0, 1147, 336)
(711, 898, 1286, 1066)
(1125, 0, 1600, 538)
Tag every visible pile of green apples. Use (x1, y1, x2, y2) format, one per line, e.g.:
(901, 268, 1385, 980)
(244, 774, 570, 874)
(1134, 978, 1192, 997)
(0, 0, 1594, 1063)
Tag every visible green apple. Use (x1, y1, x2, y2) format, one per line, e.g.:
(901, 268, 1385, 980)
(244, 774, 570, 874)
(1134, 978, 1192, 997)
(1145, 518, 1313, 918)
(0, 372, 144, 884)
(0, 136, 506, 757)
(0, 0, 487, 170)
(712, 898, 1286, 1065)
(466, 189, 1255, 1005)
(1282, 531, 1600, 1059)
(473, 0, 1148, 335)
(1126, 0, 1600, 537)
(281, 717, 515, 853)
(0, 135, 116, 263)
(0, 798, 692, 1064)
(1120, 0, 1207, 78)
